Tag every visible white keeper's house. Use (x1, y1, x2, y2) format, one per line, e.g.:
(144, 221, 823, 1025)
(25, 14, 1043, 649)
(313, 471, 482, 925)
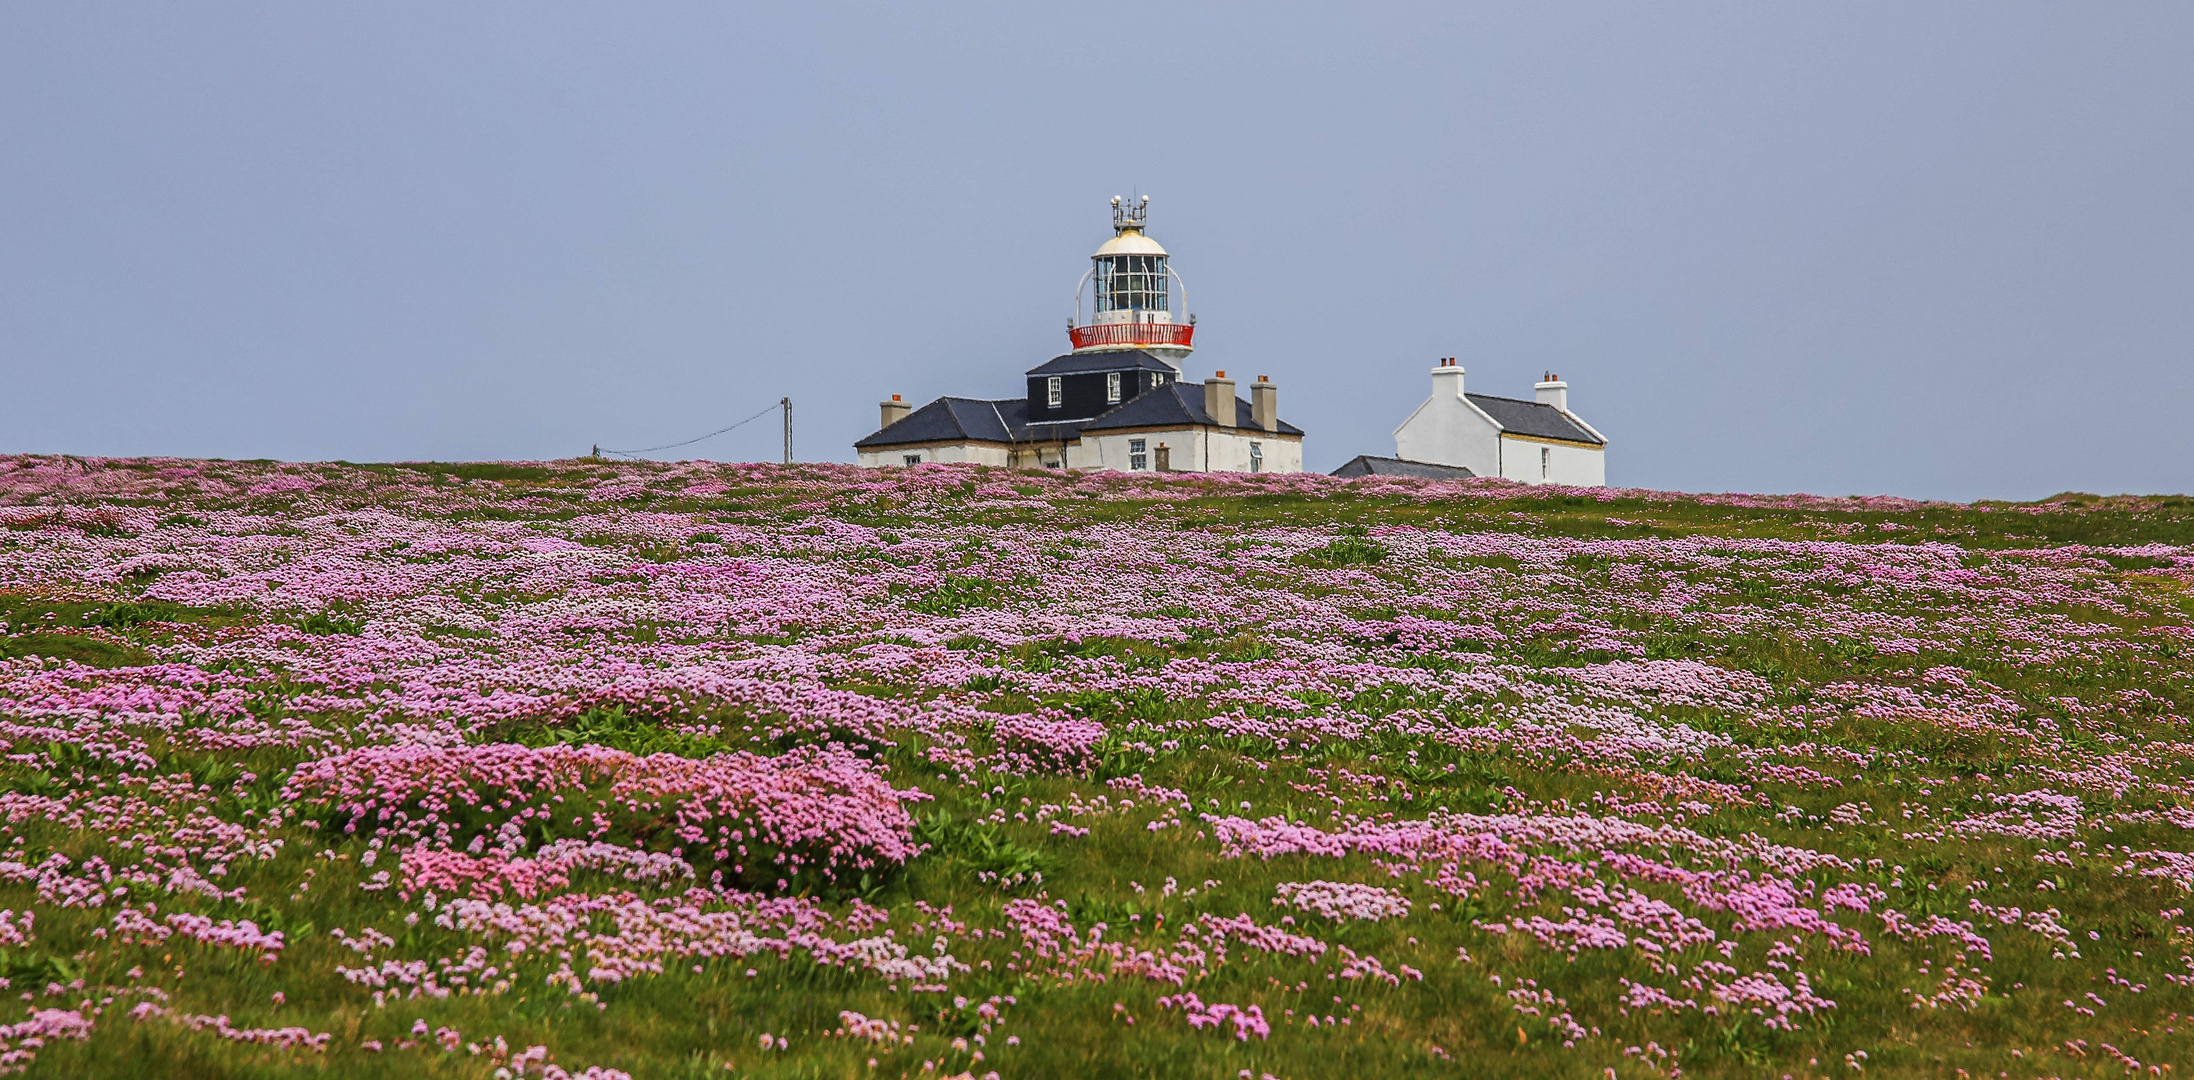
(1332, 358, 1607, 485)
(855, 197, 1304, 474)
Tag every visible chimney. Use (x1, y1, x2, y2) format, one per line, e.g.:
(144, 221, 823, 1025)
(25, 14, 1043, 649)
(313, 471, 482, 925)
(879, 394, 910, 429)
(1430, 356, 1465, 398)
(1250, 375, 1278, 432)
(1203, 370, 1236, 429)
(1534, 372, 1568, 412)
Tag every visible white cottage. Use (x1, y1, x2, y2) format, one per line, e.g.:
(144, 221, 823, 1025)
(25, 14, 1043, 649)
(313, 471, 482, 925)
(1335, 358, 1606, 485)
(855, 198, 1304, 474)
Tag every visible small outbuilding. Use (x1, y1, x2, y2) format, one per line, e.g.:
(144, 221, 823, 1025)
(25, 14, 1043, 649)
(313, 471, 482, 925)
(1329, 455, 1476, 480)
(1376, 359, 1605, 485)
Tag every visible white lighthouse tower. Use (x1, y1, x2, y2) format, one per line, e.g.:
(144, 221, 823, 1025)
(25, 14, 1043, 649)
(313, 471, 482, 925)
(1069, 195, 1195, 370)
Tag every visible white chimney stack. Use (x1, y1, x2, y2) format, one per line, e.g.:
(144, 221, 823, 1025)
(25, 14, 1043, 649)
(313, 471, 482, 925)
(880, 394, 911, 429)
(1535, 372, 1568, 412)
(1204, 370, 1237, 428)
(1430, 356, 1465, 398)
(1250, 375, 1278, 432)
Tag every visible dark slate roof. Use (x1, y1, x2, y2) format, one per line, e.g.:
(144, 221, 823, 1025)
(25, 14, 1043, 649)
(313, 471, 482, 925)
(855, 397, 1025, 449)
(1017, 417, 1089, 442)
(1465, 394, 1604, 445)
(859, 385, 1301, 449)
(1078, 384, 1303, 436)
(1024, 350, 1179, 376)
(1075, 384, 1200, 431)
(1329, 455, 1476, 479)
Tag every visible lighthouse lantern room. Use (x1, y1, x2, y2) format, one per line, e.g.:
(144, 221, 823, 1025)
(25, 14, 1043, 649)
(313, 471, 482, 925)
(1069, 196, 1195, 366)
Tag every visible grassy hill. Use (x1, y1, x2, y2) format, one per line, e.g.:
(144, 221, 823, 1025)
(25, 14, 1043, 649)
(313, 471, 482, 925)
(0, 454, 2190, 1078)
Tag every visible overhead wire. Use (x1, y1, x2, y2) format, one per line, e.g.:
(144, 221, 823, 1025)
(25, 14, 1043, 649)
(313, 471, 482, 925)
(598, 401, 783, 459)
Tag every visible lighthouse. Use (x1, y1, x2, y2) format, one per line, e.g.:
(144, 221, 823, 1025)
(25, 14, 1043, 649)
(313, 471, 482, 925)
(855, 197, 1302, 474)
(1068, 195, 1195, 369)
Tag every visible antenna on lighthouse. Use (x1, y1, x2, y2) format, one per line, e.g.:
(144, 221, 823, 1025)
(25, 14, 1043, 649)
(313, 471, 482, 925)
(1111, 193, 1149, 232)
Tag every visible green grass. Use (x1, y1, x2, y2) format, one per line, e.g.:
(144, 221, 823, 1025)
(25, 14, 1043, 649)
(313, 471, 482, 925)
(6, 462, 2194, 1078)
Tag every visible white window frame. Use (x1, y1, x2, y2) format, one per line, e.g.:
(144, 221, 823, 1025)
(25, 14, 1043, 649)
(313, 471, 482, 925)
(1128, 438, 1148, 471)
(1249, 441, 1264, 473)
(1541, 447, 1550, 480)
(1106, 371, 1122, 403)
(1094, 254, 1169, 315)
(903, 453, 922, 466)
(1046, 376, 1062, 408)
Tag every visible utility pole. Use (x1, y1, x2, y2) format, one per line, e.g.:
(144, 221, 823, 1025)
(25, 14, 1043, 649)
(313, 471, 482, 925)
(781, 397, 793, 465)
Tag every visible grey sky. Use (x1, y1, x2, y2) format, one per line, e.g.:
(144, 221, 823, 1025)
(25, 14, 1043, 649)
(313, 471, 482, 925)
(3, 3, 2189, 500)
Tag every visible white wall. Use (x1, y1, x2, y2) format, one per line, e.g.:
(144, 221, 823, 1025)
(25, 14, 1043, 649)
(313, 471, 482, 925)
(855, 429, 1302, 474)
(1066, 432, 1129, 471)
(1394, 367, 1502, 475)
(856, 442, 1013, 468)
(1497, 437, 1605, 486)
(1074, 427, 1303, 474)
(1075, 428, 1201, 472)
(1204, 428, 1302, 474)
(1009, 446, 1073, 469)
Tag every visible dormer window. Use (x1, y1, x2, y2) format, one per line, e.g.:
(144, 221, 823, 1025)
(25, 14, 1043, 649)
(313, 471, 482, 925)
(1106, 372, 1122, 403)
(1046, 376, 1062, 408)
(1149, 371, 1166, 389)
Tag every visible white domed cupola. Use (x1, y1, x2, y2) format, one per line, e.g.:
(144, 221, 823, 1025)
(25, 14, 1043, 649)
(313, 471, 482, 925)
(1070, 196, 1194, 366)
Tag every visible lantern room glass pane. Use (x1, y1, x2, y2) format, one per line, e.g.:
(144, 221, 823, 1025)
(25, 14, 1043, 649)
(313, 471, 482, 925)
(1095, 255, 1169, 314)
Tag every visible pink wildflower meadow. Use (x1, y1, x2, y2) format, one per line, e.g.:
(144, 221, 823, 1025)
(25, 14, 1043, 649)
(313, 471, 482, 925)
(0, 455, 2188, 1076)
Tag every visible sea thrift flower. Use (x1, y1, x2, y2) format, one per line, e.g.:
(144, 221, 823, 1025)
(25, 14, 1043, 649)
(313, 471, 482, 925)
(0, 456, 2186, 1073)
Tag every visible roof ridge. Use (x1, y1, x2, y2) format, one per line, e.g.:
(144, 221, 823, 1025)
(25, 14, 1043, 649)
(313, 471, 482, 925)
(1465, 391, 1555, 407)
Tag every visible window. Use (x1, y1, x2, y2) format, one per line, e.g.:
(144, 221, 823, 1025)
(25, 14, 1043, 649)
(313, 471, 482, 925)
(1151, 372, 1166, 387)
(1106, 371, 1122, 403)
(1128, 438, 1148, 471)
(903, 454, 922, 466)
(1046, 376, 1062, 408)
(1249, 442, 1264, 473)
(1093, 254, 1169, 315)
(1540, 447, 1550, 480)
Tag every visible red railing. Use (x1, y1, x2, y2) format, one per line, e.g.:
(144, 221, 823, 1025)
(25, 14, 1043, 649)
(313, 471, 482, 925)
(1068, 322, 1195, 350)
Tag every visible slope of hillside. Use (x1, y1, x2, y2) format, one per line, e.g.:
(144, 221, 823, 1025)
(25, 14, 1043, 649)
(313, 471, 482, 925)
(1, 455, 2191, 1078)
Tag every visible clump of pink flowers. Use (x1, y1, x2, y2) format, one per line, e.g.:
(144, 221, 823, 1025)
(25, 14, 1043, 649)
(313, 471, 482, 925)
(1157, 993, 1270, 1041)
(285, 742, 922, 892)
(1273, 880, 1412, 921)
